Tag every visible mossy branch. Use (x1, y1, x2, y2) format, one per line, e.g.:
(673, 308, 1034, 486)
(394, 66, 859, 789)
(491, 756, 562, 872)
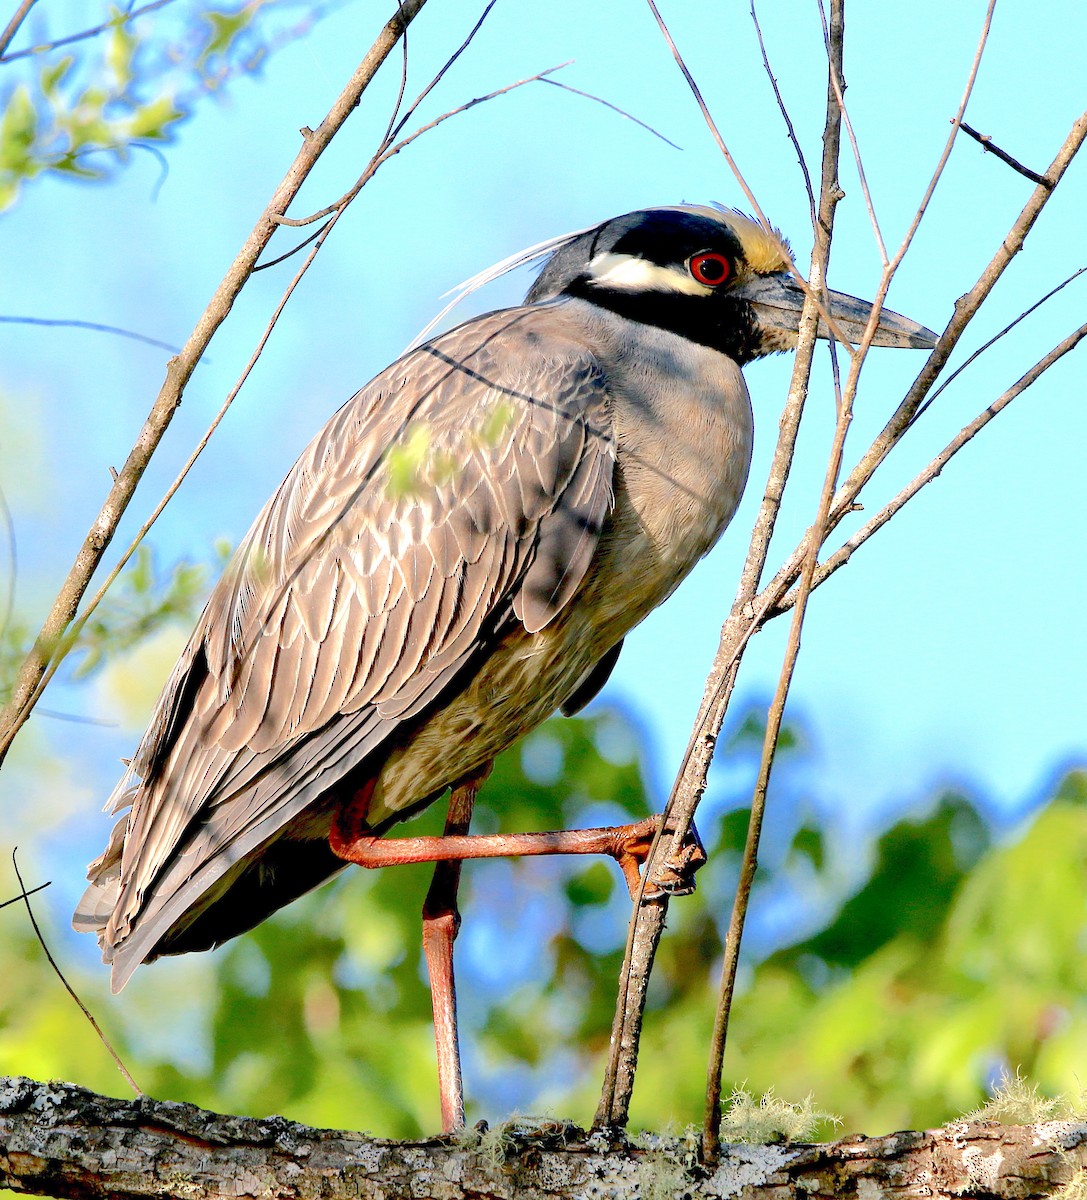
(3, 1076, 1087, 1200)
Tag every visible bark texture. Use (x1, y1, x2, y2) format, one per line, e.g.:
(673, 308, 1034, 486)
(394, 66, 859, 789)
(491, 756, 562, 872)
(2, 1076, 1086, 1200)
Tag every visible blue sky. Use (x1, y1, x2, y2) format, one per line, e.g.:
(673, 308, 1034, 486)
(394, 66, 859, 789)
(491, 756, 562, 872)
(1, 0, 1085, 934)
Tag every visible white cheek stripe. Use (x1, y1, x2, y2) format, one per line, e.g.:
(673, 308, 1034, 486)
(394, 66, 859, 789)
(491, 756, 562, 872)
(587, 252, 711, 296)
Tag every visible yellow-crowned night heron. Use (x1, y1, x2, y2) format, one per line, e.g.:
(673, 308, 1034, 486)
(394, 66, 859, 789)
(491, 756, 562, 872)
(75, 205, 935, 1129)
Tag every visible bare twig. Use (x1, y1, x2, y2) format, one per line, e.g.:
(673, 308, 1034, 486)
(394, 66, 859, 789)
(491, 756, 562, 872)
(0, 315, 179, 353)
(380, 5, 412, 147)
(32, 708, 117, 726)
(538, 77, 682, 150)
(595, 0, 849, 1137)
(11, 849, 141, 1094)
(816, 0, 886, 263)
(643, 0, 768, 226)
(386, 0, 501, 145)
(751, 28, 1076, 618)
(0, 879, 49, 911)
(0, 0, 34, 59)
(700, 0, 849, 1161)
(774, 322, 1087, 611)
(254, 217, 332, 270)
(960, 120, 1050, 186)
(750, 0, 816, 232)
(819, 109, 1087, 553)
(0, 0, 431, 765)
(643, 1, 858, 356)
(866, 0, 997, 315)
(275, 64, 570, 229)
(911, 265, 1087, 425)
(0, 0, 176, 63)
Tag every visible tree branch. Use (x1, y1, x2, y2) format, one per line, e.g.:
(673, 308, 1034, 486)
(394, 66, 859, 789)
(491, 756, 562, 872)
(0, 0, 176, 63)
(0, 0, 36, 60)
(772, 320, 1087, 613)
(596, 0, 847, 1138)
(2, 1076, 1084, 1200)
(0, 0, 431, 766)
(960, 120, 1050, 186)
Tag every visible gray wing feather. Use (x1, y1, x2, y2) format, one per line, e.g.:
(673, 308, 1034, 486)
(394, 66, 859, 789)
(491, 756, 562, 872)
(78, 305, 617, 988)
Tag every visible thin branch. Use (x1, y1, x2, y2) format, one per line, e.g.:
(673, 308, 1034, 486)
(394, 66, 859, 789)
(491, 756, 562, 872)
(823, 109, 1087, 546)
(961, 120, 1050, 186)
(730, 114, 1087, 638)
(774, 322, 1087, 612)
(753, 18, 1065, 614)
(538, 77, 682, 150)
(0, 315, 180, 353)
(379, 7, 411, 147)
(20, 215, 342, 721)
(275, 64, 570, 229)
(816, 0, 886, 263)
(0, 0, 432, 765)
(11, 850, 141, 1094)
(643, 0, 858, 358)
(275, 0, 508, 228)
(33, 708, 118, 726)
(595, 0, 849, 1137)
(911, 265, 1087, 425)
(386, 0, 501, 146)
(883, 1, 997, 278)
(0, 879, 48, 911)
(643, 0, 768, 226)
(750, 0, 816, 233)
(702, 0, 849, 1161)
(0, 0, 176, 63)
(0, 0, 35, 59)
(254, 217, 331, 270)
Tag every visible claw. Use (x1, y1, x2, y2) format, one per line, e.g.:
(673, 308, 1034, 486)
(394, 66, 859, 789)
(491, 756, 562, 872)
(611, 815, 707, 899)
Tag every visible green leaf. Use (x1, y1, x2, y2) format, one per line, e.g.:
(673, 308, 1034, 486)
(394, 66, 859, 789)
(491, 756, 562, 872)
(106, 13, 138, 91)
(202, 6, 257, 62)
(126, 94, 184, 141)
(790, 824, 824, 871)
(39, 56, 74, 98)
(0, 85, 39, 167)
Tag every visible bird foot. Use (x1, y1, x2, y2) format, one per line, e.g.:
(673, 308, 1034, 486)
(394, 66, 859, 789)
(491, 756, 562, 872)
(612, 815, 707, 899)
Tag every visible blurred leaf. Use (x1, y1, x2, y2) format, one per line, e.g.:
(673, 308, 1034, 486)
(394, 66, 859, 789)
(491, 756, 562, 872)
(774, 793, 990, 971)
(791, 824, 824, 871)
(0, 2, 327, 210)
(105, 15, 138, 91)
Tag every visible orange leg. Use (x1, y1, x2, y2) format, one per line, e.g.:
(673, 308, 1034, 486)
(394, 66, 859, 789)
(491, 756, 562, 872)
(419, 777, 478, 1133)
(331, 808, 706, 898)
(329, 767, 706, 1131)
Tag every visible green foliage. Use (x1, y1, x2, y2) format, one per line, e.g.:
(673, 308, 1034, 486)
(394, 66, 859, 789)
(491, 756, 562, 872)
(627, 768, 1087, 1136)
(0, 2, 313, 209)
(3, 661, 1086, 1141)
(71, 543, 228, 679)
(0, 544, 226, 707)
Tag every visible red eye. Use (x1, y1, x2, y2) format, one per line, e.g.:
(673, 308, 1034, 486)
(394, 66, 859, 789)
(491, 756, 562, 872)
(689, 251, 732, 286)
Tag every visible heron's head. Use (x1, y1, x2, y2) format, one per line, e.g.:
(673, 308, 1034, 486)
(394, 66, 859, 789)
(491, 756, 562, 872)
(527, 205, 936, 364)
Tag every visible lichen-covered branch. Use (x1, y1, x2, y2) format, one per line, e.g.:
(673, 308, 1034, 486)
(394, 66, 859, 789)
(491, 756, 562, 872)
(2, 1077, 1085, 1200)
